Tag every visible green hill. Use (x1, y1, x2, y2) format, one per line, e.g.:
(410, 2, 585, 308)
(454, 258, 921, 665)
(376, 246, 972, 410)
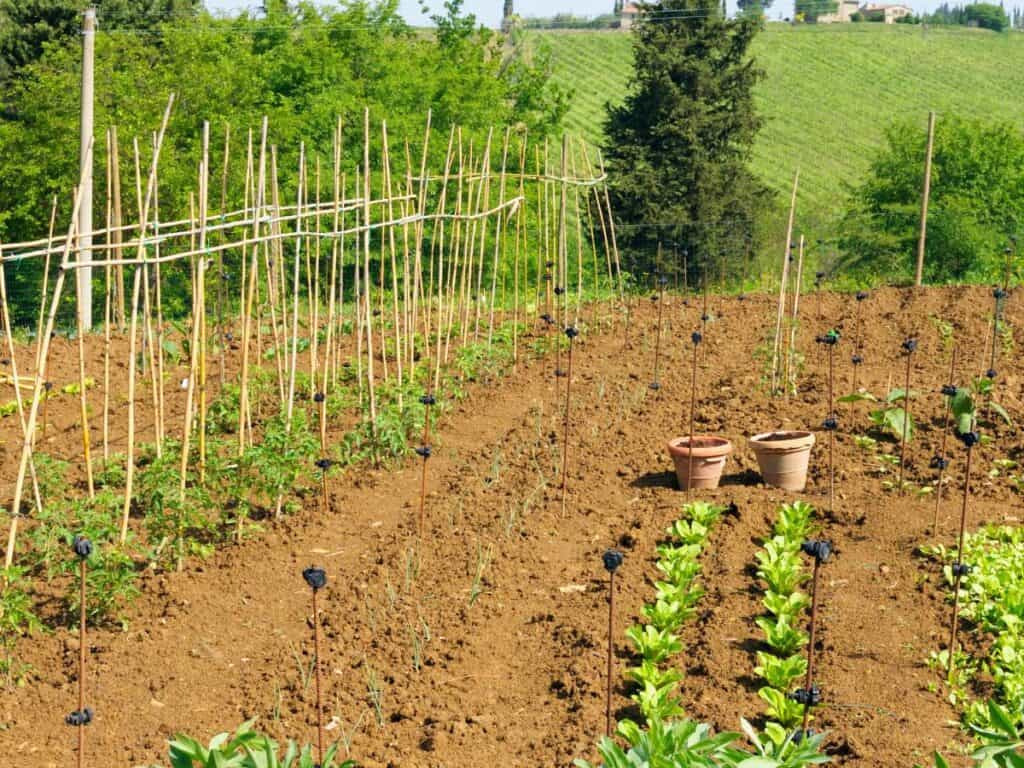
(531, 24, 1024, 226)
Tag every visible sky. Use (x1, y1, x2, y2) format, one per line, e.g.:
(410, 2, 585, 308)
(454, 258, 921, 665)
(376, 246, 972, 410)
(203, 0, 969, 29)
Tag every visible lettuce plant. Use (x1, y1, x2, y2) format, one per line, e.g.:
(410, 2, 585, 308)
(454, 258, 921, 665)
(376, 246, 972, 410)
(755, 614, 809, 656)
(626, 624, 683, 664)
(756, 537, 809, 595)
(755, 651, 807, 691)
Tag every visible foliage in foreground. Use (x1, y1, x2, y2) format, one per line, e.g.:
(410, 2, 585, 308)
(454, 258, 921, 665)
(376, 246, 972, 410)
(924, 524, 1024, 730)
(574, 716, 829, 768)
(917, 700, 1024, 768)
(627, 501, 724, 723)
(755, 501, 815, 729)
(156, 718, 356, 768)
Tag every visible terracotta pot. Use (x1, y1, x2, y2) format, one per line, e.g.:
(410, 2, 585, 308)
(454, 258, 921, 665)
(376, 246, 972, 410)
(666, 435, 733, 490)
(749, 430, 816, 491)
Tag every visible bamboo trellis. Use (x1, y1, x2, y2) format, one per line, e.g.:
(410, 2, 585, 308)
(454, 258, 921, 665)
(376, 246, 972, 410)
(0, 103, 622, 568)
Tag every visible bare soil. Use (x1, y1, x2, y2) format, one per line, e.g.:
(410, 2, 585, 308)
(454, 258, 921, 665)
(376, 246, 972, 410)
(1, 286, 1023, 768)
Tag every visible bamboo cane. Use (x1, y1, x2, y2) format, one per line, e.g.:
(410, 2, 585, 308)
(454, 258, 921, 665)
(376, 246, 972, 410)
(238, 119, 267, 454)
(771, 169, 799, 396)
(785, 235, 805, 398)
(0, 245, 44, 516)
(381, 122, 403, 404)
(487, 127, 511, 347)
(116, 96, 175, 544)
(102, 130, 113, 463)
(512, 131, 526, 370)
(362, 109, 379, 461)
(6, 137, 95, 567)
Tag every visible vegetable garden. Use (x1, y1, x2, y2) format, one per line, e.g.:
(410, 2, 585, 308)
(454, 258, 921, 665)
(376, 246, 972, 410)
(1, 103, 1023, 768)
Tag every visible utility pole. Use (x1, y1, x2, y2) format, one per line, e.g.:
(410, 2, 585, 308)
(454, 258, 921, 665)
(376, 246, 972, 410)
(914, 110, 936, 287)
(77, 8, 96, 330)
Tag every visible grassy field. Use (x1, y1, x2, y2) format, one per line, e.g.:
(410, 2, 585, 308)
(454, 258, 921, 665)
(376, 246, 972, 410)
(530, 24, 1024, 226)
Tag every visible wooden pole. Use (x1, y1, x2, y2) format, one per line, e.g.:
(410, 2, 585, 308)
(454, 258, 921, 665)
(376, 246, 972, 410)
(915, 111, 936, 287)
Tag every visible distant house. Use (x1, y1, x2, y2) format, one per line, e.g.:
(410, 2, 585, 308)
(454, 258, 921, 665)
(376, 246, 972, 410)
(859, 3, 914, 23)
(817, 0, 860, 23)
(619, 1, 641, 28)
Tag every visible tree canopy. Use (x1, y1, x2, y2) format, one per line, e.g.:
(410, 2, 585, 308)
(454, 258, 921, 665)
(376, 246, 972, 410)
(839, 117, 1024, 284)
(0, 0, 569, 324)
(602, 0, 773, 284)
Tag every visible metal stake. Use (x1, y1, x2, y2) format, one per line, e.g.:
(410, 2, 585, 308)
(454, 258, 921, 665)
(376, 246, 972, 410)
(303, 567, 327, 765)
(897, 339, 917, 495)
(602, 549, 623, 738)
(947, 437, 975, 678)
(932, 348, 958, 534)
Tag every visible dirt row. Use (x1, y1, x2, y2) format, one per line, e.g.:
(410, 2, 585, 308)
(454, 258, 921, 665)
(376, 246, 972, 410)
(1, 285, 1022, 767)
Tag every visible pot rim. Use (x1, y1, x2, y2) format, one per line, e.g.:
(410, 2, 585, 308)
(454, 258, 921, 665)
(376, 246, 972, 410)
(748, 430, 816, 452)
(667, 435, 733, 458)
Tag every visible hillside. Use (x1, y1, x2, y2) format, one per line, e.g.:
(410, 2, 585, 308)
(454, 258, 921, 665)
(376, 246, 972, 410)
(531, 25, 1024, 225)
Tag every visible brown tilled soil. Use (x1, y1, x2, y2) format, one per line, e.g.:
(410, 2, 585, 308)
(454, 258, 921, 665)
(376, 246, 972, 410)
(1, 286, 1023, 768)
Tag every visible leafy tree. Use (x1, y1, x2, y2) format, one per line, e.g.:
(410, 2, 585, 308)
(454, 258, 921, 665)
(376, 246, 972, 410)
(603, 0, 773, 283)
(839, 116, 1024, 284)
(796, 0, 838, 21)
(0, 0, 567, 326)
(0, 0, 200, 83)
(965, 2, 1009, 29)
(737, 0, 773, 18)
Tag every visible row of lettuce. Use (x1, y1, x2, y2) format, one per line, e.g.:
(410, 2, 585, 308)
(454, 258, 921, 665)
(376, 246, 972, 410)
(574, 499, 1024, 768)
(575, 500, 829, 768)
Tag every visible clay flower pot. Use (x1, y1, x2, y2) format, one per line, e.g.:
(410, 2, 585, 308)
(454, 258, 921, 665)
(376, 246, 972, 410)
(667, 435, 733, 490)
(749, 430, 816, 491)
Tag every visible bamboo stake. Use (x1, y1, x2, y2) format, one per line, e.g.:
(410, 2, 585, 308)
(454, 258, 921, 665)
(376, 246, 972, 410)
(102, 130, 113, 463)
(932, 347, 958, 534)
(412, 111, 432, 370)
(362, 109, 379, 461)
(218, 123, 230, 386)
(324, 119, 342, 396)
(785, 235, 805, 398)
(596, 151, 622, 301)
(7, 137, 94, 567)
(771, 169, 799, 396)
(198, 156, 209, 486)
(114, 95, 176, 545)
(381, 122, 404, 405)
(35, 197, 59, 359)
(0, 246, 44, 516)
(512, 131, 526, 370)
(487, 127, 511, 347)
(74, 227, 95, 498)
(238, 118, 268, 454)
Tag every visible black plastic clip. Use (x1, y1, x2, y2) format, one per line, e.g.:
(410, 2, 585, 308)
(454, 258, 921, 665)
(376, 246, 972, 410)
(65, 708, 93, 727)
(602, 549, 623, 573)
(958, 431, 980, 448)
(952, 562, 972, 578)
(72, 536, 93, 559)
(789, 685, 822, 706)
(302, 566, 327, 591)
(801, 539, 832, 563)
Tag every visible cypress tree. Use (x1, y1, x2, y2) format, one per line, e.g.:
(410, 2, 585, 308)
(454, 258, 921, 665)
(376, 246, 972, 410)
(603, 0, 772, 283)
